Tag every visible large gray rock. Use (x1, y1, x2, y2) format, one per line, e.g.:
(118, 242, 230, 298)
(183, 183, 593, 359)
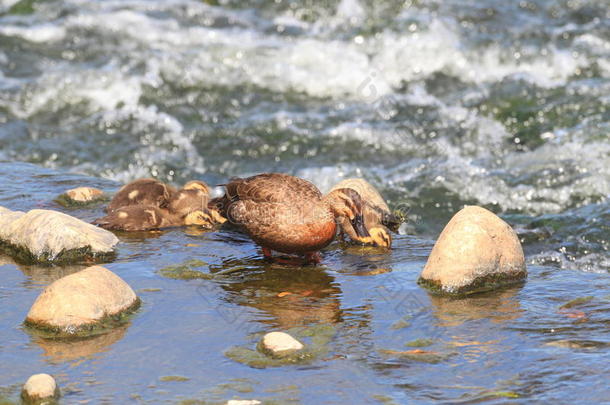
(419, 206, 526, 295)
(25, 266, 139, 336)
(0, 207, 118, 263)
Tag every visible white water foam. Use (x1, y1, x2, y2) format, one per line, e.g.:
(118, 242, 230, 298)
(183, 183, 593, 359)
(0, 24, 66, 43)
(3, 0, 586, 107)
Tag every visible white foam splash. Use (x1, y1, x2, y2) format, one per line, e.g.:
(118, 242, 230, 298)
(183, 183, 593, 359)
(0, 24, 66, 43)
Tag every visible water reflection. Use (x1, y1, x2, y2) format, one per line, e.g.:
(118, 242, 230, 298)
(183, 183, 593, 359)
(0, 254, 86, 286)
(211, 257, 343, 328)
(29, 325, 129, 364)
(330, 242, 394, 276)
(427, 286, 525, 327)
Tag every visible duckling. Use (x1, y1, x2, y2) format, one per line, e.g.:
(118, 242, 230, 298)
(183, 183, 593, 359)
(217, 173, 370, 264)
(93, 190, 216, 231)
(92, 205, 214, 231)
(106, 178, 176, 213)
(183, 180, 228, 224)
(329, 178, 402, 248)
(94, 185, 218, 231)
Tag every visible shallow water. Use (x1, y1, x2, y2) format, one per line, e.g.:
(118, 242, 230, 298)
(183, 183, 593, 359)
(0, 0, 609, 403)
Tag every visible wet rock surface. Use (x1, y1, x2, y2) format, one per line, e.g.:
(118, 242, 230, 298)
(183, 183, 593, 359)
(0, 207, 118, 263)
(419, 206, 527, 295)
(25, 266, 140, 337)
(21, 373, 59, 403)
(56, 187, 106, 207)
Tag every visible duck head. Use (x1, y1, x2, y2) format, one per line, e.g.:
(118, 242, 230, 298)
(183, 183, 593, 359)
(183, 210, 215, 227)
(168, 189, 207, 216)
(367, 225, 392, 248)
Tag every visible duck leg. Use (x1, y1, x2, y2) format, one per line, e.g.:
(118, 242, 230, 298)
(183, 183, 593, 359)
(304, 252, 321, 265)
(261, 247, 320, 266)
(262, 247, 273, 259)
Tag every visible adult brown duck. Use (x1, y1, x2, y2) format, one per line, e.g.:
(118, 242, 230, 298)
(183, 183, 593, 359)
(329, 178, 402, 248)
(213, 173, 370, 264)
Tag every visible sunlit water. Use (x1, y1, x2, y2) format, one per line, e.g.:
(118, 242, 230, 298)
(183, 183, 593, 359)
(0, 0, 609, 403)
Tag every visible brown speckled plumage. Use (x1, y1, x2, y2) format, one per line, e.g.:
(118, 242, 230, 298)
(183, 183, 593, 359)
(93, 205, 176, 231)
(217, 173, 370, 262)
(106, 178, 176, 213)
(96, 178, 221, 231)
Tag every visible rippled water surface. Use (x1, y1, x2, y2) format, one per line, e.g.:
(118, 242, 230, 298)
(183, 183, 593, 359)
(0, 0, 609, 403)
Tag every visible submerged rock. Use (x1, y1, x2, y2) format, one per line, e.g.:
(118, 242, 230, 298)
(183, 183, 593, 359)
(0, 207, 118, 263)
(419, 205, 526, 295)
(260, 332, 304, 358)
(21, 373, 59, 403)
(25, 266, 140, 337)
(56, 187, 106, 207)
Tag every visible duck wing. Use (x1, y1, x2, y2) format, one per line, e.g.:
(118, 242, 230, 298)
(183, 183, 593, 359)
(227, 173, 322, 204)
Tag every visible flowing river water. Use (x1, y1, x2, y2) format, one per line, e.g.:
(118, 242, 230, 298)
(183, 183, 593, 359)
(0, 0, 609, 403)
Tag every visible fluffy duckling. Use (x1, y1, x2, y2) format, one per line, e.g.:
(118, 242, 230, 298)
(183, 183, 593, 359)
(96, 179, 223, 231)
(94, 189, 216, 231)
(216, 173, 370, 264)
(106, 178, 176, 213)
(92, 205, 214, 231)
(329, 178, 402, 248)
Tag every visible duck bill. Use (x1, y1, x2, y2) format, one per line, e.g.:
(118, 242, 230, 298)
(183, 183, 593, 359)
(351, 214, 370, 238)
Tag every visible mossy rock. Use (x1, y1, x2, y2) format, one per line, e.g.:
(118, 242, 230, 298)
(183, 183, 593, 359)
(0, 241, 115, 266)
(24, 266, 140, 338)
(25, 298, 141, 339)
(225, 324, 335, 369)
(54, 193, 108, 209)
(157, 259, 211, 280)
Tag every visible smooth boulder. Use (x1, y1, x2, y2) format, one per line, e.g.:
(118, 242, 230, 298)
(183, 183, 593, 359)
(0, 207, 118, 263)
(21, 373, 59, 403)
(25, 266, 139, 336)
(419, 205, 526, 295)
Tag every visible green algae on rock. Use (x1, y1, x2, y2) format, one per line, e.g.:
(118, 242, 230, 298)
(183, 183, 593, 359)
(24, 266, 140, 338)
(225, 325, 334, 369)
(0, 207, 118, 264)
(404, 338, 434, 348)
(419, 206, 526, 295)
(159, 376, 190, 382)
(157, 259, 212, 280)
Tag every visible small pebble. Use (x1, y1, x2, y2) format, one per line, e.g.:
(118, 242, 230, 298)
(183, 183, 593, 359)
(21, 373, 59, 402)
(261, 331, 303, 355)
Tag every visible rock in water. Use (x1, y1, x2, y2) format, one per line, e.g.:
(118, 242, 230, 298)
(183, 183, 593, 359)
(419, 206, 526, 295)
(259, 332, 304, 358)
(0, 207, 118, 263)
(25, 266, 140, 337)
(21, 373, 59, 403)
(56, 187, 106, 207)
